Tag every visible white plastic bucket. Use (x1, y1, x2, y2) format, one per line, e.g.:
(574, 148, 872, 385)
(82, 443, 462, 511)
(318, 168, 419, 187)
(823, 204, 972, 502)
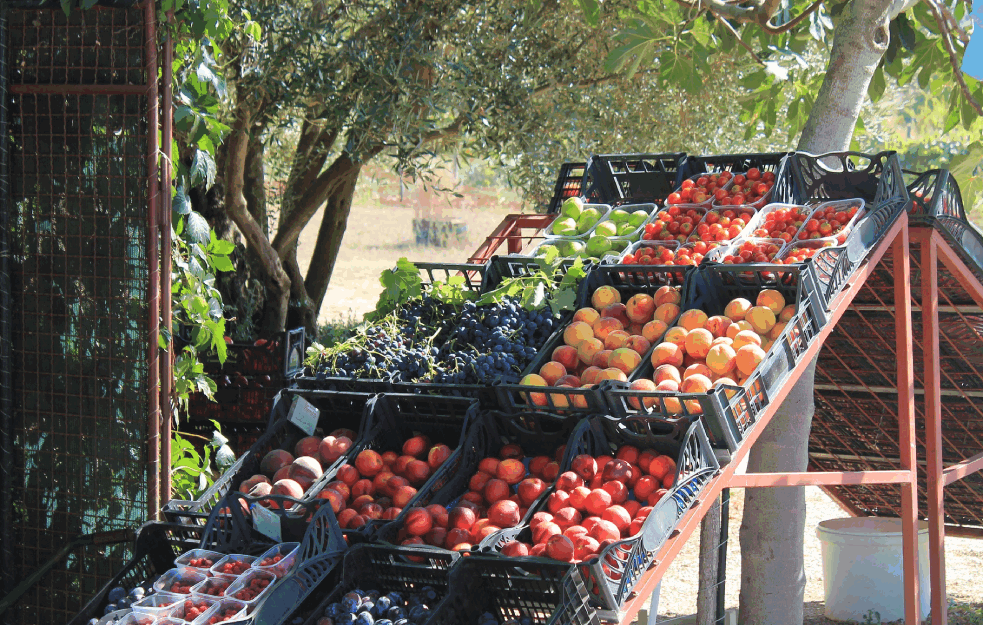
(816, 517, 931, 622)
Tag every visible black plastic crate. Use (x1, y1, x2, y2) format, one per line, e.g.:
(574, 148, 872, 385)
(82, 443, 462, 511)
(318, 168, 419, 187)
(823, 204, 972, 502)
(428, 556, 600, 625)
(582, 153, 686, 206)
(298, 393, 479, 544)
(162, 389, 375, 526)
(298, 543, 460, 625)
(777, 151, 909, 209)
(605, 263, 823, 453)
(481, 415, 718, 613)
(933, 216, 983, 287)
(906, 168, 966, 222)
(496, 264, 694, 415)
(548, 162, 588, 214)
(188, 381, 282, 424)
(202, 327, 306, 378)
(373, 408, 582, 551)
(482, 254, 590, 292)
(680, 152, 791, 178)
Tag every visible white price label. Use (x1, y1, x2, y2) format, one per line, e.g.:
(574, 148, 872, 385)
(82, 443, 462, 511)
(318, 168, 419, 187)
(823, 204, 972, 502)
(252, 504, 283, 542)
(288, 395, 320, 436)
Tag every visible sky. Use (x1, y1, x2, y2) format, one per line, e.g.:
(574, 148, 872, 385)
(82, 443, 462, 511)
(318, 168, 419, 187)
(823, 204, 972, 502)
(964, 3, 983, 80)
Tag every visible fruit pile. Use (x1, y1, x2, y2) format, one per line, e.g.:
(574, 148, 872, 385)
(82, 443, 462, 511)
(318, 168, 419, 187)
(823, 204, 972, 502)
(625, 289, 796, 412)
(641, 206, 705, 243)
(391, 443, 557, 552)
(540, 198, 652, 262)
(208, 605, 247, 623)
(495, 445, 678, 563)
(715, 240, 784, 264)
(176, 598, 216, 621)
(711, 169, 776, 206)
(548, 200, 610, 237)
(688, 207, 756, 244)
(316, 437, 456, 531)
(91, 584, 152, 620)
(213, 556, 252, 576)
(667, 172, 733, 205)
(231, 573, 273, 601)
(237, 429, 357, 507)
(779, 241, 836, 263)
(195, 577, 232, 597)
(519, 285, 681, 407)
(749, 205, 813, 242)
(316, 586, 441, 625)
(796, 201, 861, 244)
(616, 242, 721, 267)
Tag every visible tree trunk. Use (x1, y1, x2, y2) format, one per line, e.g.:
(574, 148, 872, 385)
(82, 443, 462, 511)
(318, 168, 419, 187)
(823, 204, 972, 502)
(244, 134, 268, 237)
(304, 159, 362, 320)
(697, 497, 722, 625)
(283, 242, 318, 334)
(739, 1, 900, 622)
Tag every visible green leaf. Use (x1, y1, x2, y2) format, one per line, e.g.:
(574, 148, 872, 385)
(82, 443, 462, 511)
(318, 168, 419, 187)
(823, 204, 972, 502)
(208, 237, 236, 255)
(211, 255, 235, 272)
(190, 150, 217, 190)
(868, 65, 886, 103)
(575, 0, 600, 26)
(895, 13, 916, 51)
(245, 21, 262, 41)
(173, 187, 192, 215)
(185, 211, 211, 245)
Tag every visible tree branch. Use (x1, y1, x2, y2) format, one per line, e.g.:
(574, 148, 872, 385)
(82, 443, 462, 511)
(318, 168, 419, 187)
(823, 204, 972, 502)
(717, 15, 768, 65)
(927, 0, 983, 116)
(760, 0, 825, 34)
(668, 0, 761, 23)
(928, 0, 970, 45)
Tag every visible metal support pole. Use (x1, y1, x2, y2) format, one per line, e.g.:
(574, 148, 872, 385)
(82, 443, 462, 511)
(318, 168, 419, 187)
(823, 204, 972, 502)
(922, 233, 947, 625)
(0, 1, 14, 617)
(716, 489, 729, 624)
(160, 10, 174, 506)
(893, 218, 921, 625)
(145, 0, 161, 520)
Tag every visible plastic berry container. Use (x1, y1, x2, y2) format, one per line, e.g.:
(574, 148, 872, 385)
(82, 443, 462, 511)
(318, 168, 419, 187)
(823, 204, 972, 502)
(190, 575, 235, 598)
(152, 568, 208, 595)
(706, 238, 787, 265)
(776, 238, 841, 263)
(614, 240, 680, 265)
(226, 569, 277, 606)
(174, 549, 225, 573)
(208, 554, 257, 578)
(131, 591, 184, 616)
(641, 205, 707, 243)
(251, 542, 300, 577)
(711, 171, 776, 208)
(164, 595, 217, 622)
(154, 619, 184, 625)
(190, 599, 247, 624)
(115, 613, 158, 625)
(670, 173, 734, 206)
(797, 198, 866, 245)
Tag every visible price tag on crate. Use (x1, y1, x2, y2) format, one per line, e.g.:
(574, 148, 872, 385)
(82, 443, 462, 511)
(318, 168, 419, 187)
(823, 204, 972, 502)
(252, 504, 283, 542)
(288, 395, 320, 436)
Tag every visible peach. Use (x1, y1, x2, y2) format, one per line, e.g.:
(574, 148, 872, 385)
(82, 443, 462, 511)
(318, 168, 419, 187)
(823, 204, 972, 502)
(565, 525, 589, 542)
(650, 342, 684, 368)
(529, 456, 550, 479)
(592, 316, 624, 341)
(602, 480, 629, 504)
(530, 511, 554, 529)
(271, 478, 304, 504)
(573, 307, 601, 325)
(260, 450, 294, 477)
(634, 475, 659, 500)
(460, 491, 483, 507)
(563, 321, 595, 348)
(484, 478, 510, 503)
(625, 335, 651, 356)
(724, 297, 752, 321)
(609, 348, 642, 374)
(547, 490, 571, 514)
(704, 315, 733, 338)
(239, 474, 271, 494)
(602, 506, 632, 534)
(683, 328, 713, 359)
(569, 485, 593, 511)
(352, 478, 375, 499)
(489, 500, 521, 528)
(591, 286, 621, 310)
(331, 427, 357, 440)
(653, 364, 682, 385)
(736, 344, 766, 376)
(336, 464, 359, 486)
(654, 285, 681, 306)
(501, 541, 530, 557)
(653, 303, 681, 325)
(538, 361, 566, 386)
(577, 337, 604, 366)
(706, 344, 737, 376)
(746, 306, 777, 334)
(519, 374, 548, 406)
(589, 519, 621, 544)
(316, 488, 344, 513)
(726, 320, 754, 339)
(319, 436, 352, 464)
(428, 444, 452, 469)
(756, 289, 786, 314)
(353, 449, 382, 478)
(768, 321, 787, 341)
(533, 521, 562, 545)
(402, 435, 430, 459)
(616, 446, 639, 465)
(602, 459, 632, 484)
(552, 345, 580, 371)
(604, 330, 631, 351)
(628, 322, 646, 336)
(294, 436, 321, 459)
(642, 320, 669, 343)
(597, 367, 628, 383)
(580, 366, 603, 385)
(663, 326, 688, 347)
(247, 481, 273, 501)
(273, 465, 292, 483)
(680, 374, 712, 394)
(424, 504, 449, 529)
(648, 456, 677, 481)
(626, 379, 658, 410)
(683, 363, 712, 380)
(761, 337, 775, 352)
(449, 506, 478, 531)
(494, 459, 524, 485)
(542, 461, 561, 482)
(712, 377, 739, 398)
(585, 488, 613, 516)
(469, 471, 492, 493)
(556, 471, 585, 492)
(591, 349, 613, 369)
(405, 460, 431, 486)
(337, 509, 359, 528)
(372, 470, 394, 495)
(393, 455, 414, 476)
(393, 485, 418, 508)
(602, 303, 632, 328)
(574, 535, 601, 561)
(557, 374, 582, 387)
(529, 543, 548, 557)
(677, 309, 709, 331)
(553, 507, 582, 530)
(626, 294, 656, 323)
(731, 329, 762, 351)
(381, 451, 399, 467)
(405, 507, 433, 536)
(545, 535, 575, 562)
(779, 304, 797, 323)
(517, 477, 547, 506)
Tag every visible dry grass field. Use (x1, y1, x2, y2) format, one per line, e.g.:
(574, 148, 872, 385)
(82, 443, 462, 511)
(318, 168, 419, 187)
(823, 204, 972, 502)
(296, 174, 983, 624)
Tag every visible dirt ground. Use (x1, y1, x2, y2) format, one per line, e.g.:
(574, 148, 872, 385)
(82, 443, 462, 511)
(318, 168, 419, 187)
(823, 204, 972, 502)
(298, 177, 983, 624)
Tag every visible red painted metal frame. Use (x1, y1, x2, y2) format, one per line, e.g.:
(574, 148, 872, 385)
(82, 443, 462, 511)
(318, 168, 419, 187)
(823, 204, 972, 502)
(608, 214, 923, 625)
(466, 213, 555, 263)
(160, 12, 174, 507)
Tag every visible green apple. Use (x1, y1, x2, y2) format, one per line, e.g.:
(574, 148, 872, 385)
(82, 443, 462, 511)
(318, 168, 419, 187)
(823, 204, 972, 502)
(628, 210, 649, 227)
(560, 197, 584, 220)
(617, 222, 637, 236)
(586, 235, 612, 257)
(556, 239, 585, 257)
(608, 209, 630, 224)
(551, 217, 578, 236)
(593, 221, 618, 238)
(536, 244, 558, 258)
(575, 215, 595, 234)
(581, 206, 601, 223)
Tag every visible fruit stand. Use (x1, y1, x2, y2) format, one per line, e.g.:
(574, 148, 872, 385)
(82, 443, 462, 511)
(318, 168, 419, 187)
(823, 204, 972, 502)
(6, 148, 983, 625)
